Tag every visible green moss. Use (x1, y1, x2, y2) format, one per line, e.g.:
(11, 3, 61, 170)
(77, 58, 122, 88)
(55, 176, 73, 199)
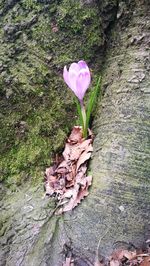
(0, 0, 103, 185)
(22, 0, 38, 10)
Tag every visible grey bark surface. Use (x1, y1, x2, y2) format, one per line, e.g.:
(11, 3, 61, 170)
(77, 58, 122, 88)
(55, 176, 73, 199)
(0, 1, 150, 266)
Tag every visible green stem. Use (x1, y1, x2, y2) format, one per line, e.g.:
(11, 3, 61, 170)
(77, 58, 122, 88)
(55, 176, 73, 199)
(80, 100, 87, 138)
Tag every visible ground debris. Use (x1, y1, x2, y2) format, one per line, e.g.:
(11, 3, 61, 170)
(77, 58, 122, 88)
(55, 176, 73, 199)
(45, 126, 93, 214)
(94, 241, 150, 266)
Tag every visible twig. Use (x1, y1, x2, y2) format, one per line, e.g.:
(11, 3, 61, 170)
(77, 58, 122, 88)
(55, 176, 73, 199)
(94, 225, 111, 265)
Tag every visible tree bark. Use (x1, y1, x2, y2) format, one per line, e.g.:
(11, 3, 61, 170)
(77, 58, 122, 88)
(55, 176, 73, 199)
(0, 1, 150, 266)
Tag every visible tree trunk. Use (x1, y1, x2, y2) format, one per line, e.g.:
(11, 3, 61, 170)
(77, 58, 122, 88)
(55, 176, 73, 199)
(0, 1, 150, 266)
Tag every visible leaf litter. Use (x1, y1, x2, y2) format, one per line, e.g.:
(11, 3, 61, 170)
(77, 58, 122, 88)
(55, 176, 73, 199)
(109, 247, 150, 266)
(45, 127, 150, 266)
(95, 244, 150, 266)
(62, 243, 150, 266)
(45, 126, 93, 214)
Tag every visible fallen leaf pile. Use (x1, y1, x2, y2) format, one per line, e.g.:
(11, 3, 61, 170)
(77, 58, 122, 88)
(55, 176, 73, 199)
(45, 126, 93, 213)
(108, 246, 150, 266)
(62, 240, 150, 266)
(95, 241, 150, 266)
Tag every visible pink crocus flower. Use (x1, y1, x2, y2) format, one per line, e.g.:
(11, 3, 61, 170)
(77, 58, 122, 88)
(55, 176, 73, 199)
(63, 60, 91, 102)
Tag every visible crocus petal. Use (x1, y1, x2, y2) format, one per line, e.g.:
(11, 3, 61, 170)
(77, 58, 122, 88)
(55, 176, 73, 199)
(68, 63, 80, 96)
(63, 64, 80, 98)
(76, 70, 91, 101)
(69, 62, 80, 73)
(78, 60, 89, 71)
(63, 66, 70, 88)
(63, 60, 91, 101)
(79, 68, 91, 87)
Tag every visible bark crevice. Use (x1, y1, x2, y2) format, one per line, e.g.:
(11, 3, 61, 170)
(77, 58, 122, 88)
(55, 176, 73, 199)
(0, 1, 150, 266)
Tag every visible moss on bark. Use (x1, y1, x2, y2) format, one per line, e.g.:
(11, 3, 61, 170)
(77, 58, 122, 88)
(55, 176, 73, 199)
(0, 0, 105, 185)
(2, 1, 149, 266)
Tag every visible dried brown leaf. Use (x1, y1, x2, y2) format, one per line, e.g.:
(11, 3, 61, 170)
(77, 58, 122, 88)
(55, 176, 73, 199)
(62, 175, 92, 213)
(55, 161, 69, 174)
(68, 126, 83, 144)
(111, 249, 136, 261)
(63, 139, 92, 163)
(77, 165, 87, 176)
(122, 250, 137, 260)
(110, 259, 120, 266)
(140, 256, 150, 266)
(45, 182, 55, 196)
(76, 144, 93, 171)
(79, 138, 92, 148)
(65, 180, 75, 188)
(45, 166, 55, 178)
(62, 184, 80, 212)
(48, 175, 57, 185)
(66, 173, 74, 182)
(69, 139, 92, 161)
(76, 176, 92, 203)
(63, 143, 71, 162)
(45, 125, 93, 213)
